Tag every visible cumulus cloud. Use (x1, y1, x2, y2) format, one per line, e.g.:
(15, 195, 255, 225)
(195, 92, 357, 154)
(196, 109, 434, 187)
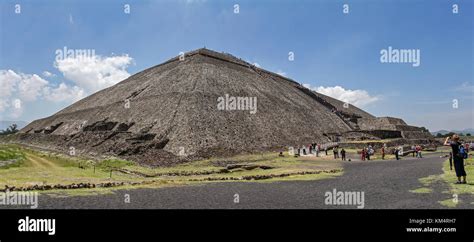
(305, 84, 379, 108)
(0, 70, 21, 98)
(1, 52, 133, 120)
(17, 74, 49, 101)
(0, 69, 49, 106)
(42, 71, 55, 77)
(0, 69, 85, 118)
(54, 54, 133, 92)
(43, 83, 85, 103)
(9, 98, 23, 119)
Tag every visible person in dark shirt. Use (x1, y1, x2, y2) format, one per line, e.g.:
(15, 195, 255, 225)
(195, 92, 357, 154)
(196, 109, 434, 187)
(449, 152, 453, 170)
(340, 148, 346, 161)
(444, 134, 467, 184)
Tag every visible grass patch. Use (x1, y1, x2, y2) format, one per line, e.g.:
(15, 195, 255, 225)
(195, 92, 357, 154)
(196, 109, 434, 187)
(0, 144, 343, 196)
(0, 144, 140, 188)
(417, 156, 474, 208)
(419, 174, 443, 187)
(439, 198, 458, 208)
(0, 145, 25, 161)
(96, 159, 134, 171)
(409, 187, 433, 194)
(442, 156, 474, 195)
(0, 144, 27, 169)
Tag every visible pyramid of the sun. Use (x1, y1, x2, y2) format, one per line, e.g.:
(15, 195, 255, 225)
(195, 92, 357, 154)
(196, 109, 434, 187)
(17, 48, 431, 165)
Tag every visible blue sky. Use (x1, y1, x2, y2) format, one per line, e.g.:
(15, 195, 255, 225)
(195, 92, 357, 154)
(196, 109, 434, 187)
(0, 0, 473, 131)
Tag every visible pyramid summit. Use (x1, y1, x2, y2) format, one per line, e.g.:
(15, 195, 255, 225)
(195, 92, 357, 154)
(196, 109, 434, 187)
(16, 48, 431, 166)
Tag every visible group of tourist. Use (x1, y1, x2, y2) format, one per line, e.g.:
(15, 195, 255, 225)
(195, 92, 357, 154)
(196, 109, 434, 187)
(360, 145, 375, 161)
(293, 142, 337, 157)
(286, 134, 470, 186)
(332, 146, 347, 161)
(411, 145, 423, 158)
(291, 142, 350, 161)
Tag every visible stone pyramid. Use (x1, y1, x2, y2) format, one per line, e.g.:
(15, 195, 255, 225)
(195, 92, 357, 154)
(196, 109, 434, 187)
(19, 48, 383, 166)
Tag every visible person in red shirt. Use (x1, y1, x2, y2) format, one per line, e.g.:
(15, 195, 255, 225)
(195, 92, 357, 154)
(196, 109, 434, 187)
(416, 145, 422, 158)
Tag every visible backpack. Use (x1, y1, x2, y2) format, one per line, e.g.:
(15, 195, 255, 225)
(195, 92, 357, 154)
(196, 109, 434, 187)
(458, 145, 468, 159)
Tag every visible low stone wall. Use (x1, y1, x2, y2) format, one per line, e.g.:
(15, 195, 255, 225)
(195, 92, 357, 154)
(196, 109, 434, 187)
(188, 169, 342, 181)
(402, 131, 433, 139)
(339, 138, 439, 150)
(363, 130, 402, 139)
(2, 180, 158, 192)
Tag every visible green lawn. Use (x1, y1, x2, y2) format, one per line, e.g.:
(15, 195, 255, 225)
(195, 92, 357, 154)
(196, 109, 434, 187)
(416, 156, 474, 207)
(0, 145, 141, 189)
(442, 156, 474, 196)
(409, 187, 433, 194)
(0, 144, 343, 196)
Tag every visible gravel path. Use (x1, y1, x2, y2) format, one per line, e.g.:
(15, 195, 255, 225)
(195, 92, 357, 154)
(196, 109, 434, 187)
(29, 155, 474, 209)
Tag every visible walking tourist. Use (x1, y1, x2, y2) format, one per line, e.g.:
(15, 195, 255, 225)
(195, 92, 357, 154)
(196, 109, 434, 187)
(444, 135, 467, 184)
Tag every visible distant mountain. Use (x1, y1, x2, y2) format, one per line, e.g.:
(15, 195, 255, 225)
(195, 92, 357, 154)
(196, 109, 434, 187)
(431, 128, 474, 135)
(0, 121, 28, 131)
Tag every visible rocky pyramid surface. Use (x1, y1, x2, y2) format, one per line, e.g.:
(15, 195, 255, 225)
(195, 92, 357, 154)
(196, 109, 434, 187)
(17, 48, 390, 165)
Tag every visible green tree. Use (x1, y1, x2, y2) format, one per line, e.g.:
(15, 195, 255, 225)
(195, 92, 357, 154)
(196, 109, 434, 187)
(0, 124, 19, 135)
(446, 132, 456, 138)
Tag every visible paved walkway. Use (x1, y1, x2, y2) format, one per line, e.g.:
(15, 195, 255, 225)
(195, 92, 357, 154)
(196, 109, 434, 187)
(32, 155, 473, 209)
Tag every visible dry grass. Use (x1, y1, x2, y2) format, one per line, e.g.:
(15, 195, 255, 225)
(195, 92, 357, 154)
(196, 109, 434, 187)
(0, 144, 343, 196)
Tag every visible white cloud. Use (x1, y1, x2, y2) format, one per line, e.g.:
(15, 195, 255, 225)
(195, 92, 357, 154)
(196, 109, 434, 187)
(0, 69, 85, 119)
(54, 54, 133, 93)
(305, 84, 379, 108)
(43, 83, 85, 102)
(276, 70, 286, 77)
(0, 69, 21, 98)
(17, 74, 48, 101)
(1, 52, 133, 120)
(0, 100, 8, 114)
(42, 71, 55, 77)
(1, 70, 49, 102)
(9, 99, 23, 119)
